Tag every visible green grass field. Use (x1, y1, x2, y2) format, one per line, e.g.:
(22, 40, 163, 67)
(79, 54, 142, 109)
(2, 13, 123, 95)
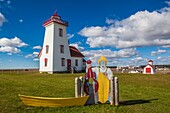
(0, 72, 170, 113)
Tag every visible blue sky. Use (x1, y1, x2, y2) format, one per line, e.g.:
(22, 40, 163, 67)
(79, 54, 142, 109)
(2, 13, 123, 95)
(0, 0, 170, 69)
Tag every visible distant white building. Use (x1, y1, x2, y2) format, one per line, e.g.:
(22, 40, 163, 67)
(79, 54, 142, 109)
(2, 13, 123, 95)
(38, 12, 85, 74)
(143, 60, 155, 74)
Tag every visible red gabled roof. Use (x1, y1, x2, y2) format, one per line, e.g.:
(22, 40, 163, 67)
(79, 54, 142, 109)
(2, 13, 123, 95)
(148, 60, 153, 62)
(69, 46, 84, 58)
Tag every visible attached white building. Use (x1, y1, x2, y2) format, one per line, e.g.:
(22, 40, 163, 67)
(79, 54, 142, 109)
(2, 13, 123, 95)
(143, 60, 155, 74)
(38, 12, 85, 74)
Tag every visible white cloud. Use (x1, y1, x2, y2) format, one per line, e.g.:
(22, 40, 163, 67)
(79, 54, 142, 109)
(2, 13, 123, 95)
(79, 5, 170, 48)
(0, 13, 6, 26)
(84, 48, 137, 58)
(151, 49, 167, 56)
(106, 18, 116, 24)
(0, 46, 20, 53)
(79, 26, 107, 38)
(69, 43, 84, 51)
(130, 56, 148, 65)
(0, 37, 28, 47)
(67, 34, 74, 39)
(162, 45, 170, 48)
(7, 0, 11, 4)
(33, 58, 39, 61)
(165, 1, 170, 6)
(83, 48, 137, 65)
(0, 37, 27, 54)
(7, 52, 12, 55)
(156, 56, 170, 64)
(33, 52, 39, 55)
(158, 49, 167, 53)
(25, 52, 39, 58)
(131, 57, 143, 62)
(151, 51, 157, 56)
(33, 45, 41, 49)
(157, 56, 162, 60)
(19, 19, 23, 23)
(25, 54, 33, 58)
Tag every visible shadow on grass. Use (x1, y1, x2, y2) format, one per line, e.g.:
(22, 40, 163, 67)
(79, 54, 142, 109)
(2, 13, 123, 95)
(120, 98, 158, 106)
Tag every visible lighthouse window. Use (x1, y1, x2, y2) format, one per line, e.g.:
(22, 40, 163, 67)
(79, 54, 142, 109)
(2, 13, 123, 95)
(75, 59, 78, 66)
(61, 58, 65, 67)
(46, 45, 49, 54)
(59, 28, 63, 37)
(44, 58, 48, 67)
(60, 45, 64, 53)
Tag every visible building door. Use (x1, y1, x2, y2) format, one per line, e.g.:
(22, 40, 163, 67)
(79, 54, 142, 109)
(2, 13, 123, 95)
(146, 68, 151, 74)
(67, 59, 71, 71)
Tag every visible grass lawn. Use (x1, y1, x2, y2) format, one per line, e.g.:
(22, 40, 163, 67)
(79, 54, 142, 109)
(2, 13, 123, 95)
(0, 72, 170, 113)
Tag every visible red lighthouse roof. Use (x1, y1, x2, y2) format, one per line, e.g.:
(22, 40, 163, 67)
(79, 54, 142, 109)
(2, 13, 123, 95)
(52, 13, 59, 16)
(148, 60, 153, 62)
(43, 12, 68, 27)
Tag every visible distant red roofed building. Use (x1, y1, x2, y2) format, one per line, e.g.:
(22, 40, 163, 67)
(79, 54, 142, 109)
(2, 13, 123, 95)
(143, 60, 155, 74)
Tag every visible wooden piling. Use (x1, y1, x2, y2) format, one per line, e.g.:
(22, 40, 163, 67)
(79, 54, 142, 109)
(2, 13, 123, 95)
(71, 67, 74, 74)
(110, 76, 115, 105)
(79, 76, 84, 97)
(114, 77, 119, 106)
(75, 77, 79, 97)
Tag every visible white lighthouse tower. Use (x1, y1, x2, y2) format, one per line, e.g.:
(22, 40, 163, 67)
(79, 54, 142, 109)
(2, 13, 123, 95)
(39, 12, 70, 74)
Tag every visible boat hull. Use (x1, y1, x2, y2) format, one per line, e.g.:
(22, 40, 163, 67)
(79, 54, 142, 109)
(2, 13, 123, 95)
(18, 94, 89, 107)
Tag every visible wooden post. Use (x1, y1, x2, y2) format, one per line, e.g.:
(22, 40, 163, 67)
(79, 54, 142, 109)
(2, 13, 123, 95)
(75, 77, 79, 97)
(71, 67, 74, 74)
(79, 76, 84, 97)
(93, 80, 98, 104)
(114, 77, 119, 106)
(110, 76, 115, 105)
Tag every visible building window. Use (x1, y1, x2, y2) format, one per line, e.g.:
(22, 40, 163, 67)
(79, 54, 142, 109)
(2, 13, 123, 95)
(46, 45, 49, 54)
(61, 58, 65, 67)
(60, 45, 64, 53)
(44, 58, 48, 67)
(59, 28, 63, 37)
(75, 59, 78, 66)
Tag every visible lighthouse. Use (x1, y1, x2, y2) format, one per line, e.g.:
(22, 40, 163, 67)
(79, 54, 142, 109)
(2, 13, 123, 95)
(38, 12, 85, 74)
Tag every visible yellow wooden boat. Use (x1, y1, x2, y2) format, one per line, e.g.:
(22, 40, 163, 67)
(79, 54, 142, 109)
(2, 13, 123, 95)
(18, 94, 89, 107)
